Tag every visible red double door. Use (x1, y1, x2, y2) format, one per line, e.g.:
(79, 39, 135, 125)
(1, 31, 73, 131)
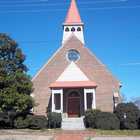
(68, 98, 80, 118)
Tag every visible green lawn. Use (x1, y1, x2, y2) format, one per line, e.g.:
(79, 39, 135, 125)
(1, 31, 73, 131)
(87, 129, 140, 136)
(16, 128, 61, 133)
(16, 129, 45, 133)
(0, 129, 7, 133)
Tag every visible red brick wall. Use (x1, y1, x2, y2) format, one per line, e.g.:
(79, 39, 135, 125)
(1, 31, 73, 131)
(32, 36, 122, 115)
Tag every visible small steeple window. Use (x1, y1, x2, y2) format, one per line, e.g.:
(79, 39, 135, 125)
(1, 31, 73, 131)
(71, 27, 75, 32)
(65, 27, 69, 32)
(77, 27, 81, 31)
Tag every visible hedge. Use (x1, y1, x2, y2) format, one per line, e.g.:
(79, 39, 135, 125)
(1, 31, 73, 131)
(47, 112, 62, 128)
(114, 103, 140, 130)
(29, 115, 47, 130)
(85, 108, 101, 128)
(95, 112, 120, 130)
(14, 112, 33, 129)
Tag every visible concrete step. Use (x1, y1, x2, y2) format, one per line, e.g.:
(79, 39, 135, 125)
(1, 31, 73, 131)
(61, 118, 85, 130)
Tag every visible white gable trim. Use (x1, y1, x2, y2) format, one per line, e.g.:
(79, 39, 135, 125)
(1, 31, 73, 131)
(56, 61, 90, 82)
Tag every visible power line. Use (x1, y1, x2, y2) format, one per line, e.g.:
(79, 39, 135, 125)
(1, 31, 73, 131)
(0, 0, 132, 8)
(1, 63, 140, 71)
(105, 63, 140, 66)
(8, 19, 140, 35)
(0, 0, 133, 4)
(87, 20, 140, 28)
(121, 57, 140, 81)
(28, 63, 140, 70)
(122, 58, 140, 82)
(16, 36, 140, 44)
(0, 0, 52, 3)
(0, 9, 67, 13)
(123, 66, 140, 86)
(9, 29, 62, 35)
(86, 36, 140, 41)
(0, 5, 140, 13)
(0, 3, 69, 7)
(128, 86, 140, 95)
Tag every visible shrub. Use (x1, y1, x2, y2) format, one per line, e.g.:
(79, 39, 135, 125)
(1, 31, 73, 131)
(138, 116, 140, 130)
(114, 103, 140, 130)
(137, 111, 140, 130)
(0, 110, 18, 127)
(0, 120, 11, 128)
(14, 112, 33, 129)
(29, 115, 47, 130)
(95, 112, 120, 130)
(47, 112, 62, 128)
(85, 108, 101, 128)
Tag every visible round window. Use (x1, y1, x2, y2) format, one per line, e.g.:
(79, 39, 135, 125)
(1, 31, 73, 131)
(67, 50, 80, 61)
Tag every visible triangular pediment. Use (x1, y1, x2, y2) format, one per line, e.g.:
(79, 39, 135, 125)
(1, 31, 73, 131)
(56, 61, 90, 82)
(49, 61, 97, 88)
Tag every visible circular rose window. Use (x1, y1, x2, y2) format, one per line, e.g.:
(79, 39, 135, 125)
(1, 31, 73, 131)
(67, 50, 80, 61)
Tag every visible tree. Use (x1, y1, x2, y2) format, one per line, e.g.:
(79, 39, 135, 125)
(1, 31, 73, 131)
(0, 33, 36, 114)
(114, 103, 140, 130)
(121, 93, 127, 103)
(130, 97, 140, 110)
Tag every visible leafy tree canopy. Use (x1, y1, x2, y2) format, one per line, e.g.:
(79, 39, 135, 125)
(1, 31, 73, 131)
(0, 33, 36, 113)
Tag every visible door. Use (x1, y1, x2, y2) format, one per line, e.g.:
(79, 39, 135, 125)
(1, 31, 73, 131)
(68, 98, 80, 118)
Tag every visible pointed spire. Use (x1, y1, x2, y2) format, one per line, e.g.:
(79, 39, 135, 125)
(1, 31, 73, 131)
(65, 0, 82, 23)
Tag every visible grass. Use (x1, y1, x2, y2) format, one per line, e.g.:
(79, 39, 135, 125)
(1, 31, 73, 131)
(16, 129, 44, 133)
(16, 128, 62, 133)
(87, 129, 140, 136)
(0, 129, 7, 133)
(51, 128, 62, 131)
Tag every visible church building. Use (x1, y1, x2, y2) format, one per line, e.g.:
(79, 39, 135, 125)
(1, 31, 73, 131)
(31, 0, 122, 119)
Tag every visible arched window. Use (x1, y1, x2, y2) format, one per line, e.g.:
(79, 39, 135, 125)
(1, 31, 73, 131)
(68, 91, 80, 97)
(65, 27, 69, 32)
(71, 27, 75, 32)
(77, 27, 81, 31)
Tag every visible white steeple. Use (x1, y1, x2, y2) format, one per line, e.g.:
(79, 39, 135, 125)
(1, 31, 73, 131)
(62, 0, 84, 44)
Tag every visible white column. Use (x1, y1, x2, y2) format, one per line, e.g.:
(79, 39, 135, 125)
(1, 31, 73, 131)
(92, 88, 96, 109)
(51, 88, 63, 113)
(114, 92, 119, 108)
(84, 87, 96, 110)
(60, 88, 63, 112)
(84, 88, 87, 111)
(52, 89, 54, 112)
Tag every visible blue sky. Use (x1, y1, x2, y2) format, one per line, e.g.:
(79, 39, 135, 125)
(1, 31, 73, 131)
(0, 0, 140, 102)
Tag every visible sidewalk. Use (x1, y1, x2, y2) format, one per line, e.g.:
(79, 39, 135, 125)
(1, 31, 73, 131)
(1, 130, 140, 140)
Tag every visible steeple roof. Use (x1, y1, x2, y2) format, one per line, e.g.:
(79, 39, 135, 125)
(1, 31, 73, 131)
(64, 0, 82, 23)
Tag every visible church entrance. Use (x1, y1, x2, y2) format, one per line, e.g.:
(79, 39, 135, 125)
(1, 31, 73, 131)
(67, 91, 80, 118)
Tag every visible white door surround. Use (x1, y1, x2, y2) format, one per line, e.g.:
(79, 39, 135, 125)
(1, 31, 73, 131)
(51, 87, 96, 117)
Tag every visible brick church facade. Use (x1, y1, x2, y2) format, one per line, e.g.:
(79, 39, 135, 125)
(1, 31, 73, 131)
(31, 0, 122, 117)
